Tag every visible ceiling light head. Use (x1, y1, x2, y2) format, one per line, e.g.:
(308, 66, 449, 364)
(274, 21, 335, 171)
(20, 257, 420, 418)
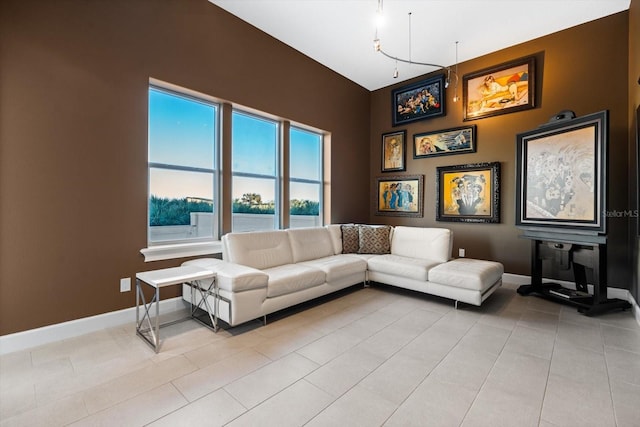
(393, 68, 399, 79)
(375, 0, 384, 27)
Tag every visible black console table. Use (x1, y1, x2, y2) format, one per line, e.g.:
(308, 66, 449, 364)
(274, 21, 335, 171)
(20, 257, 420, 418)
(516, 231, 631, 316)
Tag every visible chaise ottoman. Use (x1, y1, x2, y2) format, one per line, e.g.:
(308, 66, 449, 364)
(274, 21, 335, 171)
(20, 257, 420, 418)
(427, 258, 504, 307)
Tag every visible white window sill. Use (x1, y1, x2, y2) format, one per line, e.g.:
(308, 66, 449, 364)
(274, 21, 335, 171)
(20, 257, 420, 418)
(140, 241, 223, 262)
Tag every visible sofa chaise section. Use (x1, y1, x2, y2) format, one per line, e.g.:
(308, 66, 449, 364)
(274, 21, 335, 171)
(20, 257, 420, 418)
(368, 226, 503, 307)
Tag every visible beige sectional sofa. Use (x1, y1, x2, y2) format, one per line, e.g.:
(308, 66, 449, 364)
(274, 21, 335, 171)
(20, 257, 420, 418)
(182, 225, 503, 327)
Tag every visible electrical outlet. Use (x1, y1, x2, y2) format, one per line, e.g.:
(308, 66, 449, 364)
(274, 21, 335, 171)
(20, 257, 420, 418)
(120, 277, 131, 292)
(458, 248, 465, 258)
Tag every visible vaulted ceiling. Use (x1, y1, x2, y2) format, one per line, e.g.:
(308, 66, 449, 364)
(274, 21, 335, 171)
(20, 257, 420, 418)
(210, 0, 631, 90)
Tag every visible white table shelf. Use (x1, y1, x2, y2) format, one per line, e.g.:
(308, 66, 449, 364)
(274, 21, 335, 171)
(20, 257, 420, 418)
(136, 265, 218, 353)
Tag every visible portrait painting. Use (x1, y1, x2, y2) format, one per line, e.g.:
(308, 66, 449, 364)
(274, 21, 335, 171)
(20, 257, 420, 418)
(463, 55, 536, 121)
(515, 110, 608, 234)
(414, 125, 476, 159)
(375, 175, 423, 217)
(392, 74, 446, 126)
(436, 162, 500, 223)
(381, 130, 406, 172)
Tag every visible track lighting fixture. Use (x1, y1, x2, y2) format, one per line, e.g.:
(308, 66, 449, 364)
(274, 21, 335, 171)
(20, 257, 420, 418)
(374, 0, 459, 85)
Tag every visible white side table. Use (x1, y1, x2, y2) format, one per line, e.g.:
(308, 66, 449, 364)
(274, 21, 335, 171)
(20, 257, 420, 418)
(136, 265, 217, 353)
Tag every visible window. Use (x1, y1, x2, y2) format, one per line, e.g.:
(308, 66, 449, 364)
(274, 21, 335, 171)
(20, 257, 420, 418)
(147, 87, 219, 244)
(144, 81, 326, 259)
(290, 127, 323, 228)
(231, 110, 279, 232)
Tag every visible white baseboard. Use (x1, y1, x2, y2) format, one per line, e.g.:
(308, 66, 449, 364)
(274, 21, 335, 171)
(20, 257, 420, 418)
(0, 297, 187, 356)
(2, 276, 638, 356)
(503, 273, 640, 327)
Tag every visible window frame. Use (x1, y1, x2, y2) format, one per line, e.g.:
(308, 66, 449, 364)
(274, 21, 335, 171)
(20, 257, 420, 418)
(142, 79, 327, 261)
(230, 108, 281, 231)
(289, 125, 324, 228)
(146, 84, 221, 247)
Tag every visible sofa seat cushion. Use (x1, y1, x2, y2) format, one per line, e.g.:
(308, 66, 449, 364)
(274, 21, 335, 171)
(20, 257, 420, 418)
(264, 264, 326, 298)
(182, 258, 269, 293)
(367, 254, 442, 281)
(428, 258, 504, 292)
(300, 255, 367, 282)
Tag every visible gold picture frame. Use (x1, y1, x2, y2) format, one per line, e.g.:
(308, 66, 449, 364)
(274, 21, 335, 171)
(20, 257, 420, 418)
(381, 130, 406, 172)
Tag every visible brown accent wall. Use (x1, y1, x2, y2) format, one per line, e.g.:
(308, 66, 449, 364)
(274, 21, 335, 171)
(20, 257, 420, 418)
(0, 0, 371, 335)
(0, 2, 635, 337)
(370, 12, 631, 288)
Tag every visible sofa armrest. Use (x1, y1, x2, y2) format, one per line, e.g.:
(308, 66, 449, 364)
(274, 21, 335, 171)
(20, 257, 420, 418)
(182, 258, 269, 292)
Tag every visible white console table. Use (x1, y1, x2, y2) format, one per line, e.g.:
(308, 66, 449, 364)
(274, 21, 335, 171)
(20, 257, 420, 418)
(136, 265, 217, 353)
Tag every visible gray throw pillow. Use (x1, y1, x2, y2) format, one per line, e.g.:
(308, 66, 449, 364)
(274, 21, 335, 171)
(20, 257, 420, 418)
(358, 225, 392, 254)
(341, 224, 360, 253)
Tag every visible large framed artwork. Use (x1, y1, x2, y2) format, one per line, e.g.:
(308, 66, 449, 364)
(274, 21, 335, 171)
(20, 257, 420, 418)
(414, 125, 477, 158)
(515, 110, 608, 234)
(392, 74, 445, 126)
(436, 162, 500, 223)
(381, 130, 406, 172)
(463, 55, 536, 121)
(375, 175, 424, 217)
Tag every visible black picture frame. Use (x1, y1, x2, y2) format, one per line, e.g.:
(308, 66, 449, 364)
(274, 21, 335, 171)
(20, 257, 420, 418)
(381, 130, 406, 172)
(392, 74, 446, 126)
(515, 110, 608, 234)
(637, 105, 640, 235)
(463, 55, 536, 121)
(375, 174, 424, 217)
(414, 125, 477, 159)
(436, 162, 501, 223)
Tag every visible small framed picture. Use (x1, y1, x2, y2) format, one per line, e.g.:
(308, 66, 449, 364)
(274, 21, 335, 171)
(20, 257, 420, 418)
(436, 162, 501, 223)
(463, 55, 536, 121)
(414, 125, 477, 159)
(392, 74, 446, 126)
(375, 174, 424, 217)
(381, 130, 406, 172)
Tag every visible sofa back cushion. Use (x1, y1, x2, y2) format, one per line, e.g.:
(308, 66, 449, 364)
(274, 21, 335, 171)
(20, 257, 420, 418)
(287, 227, 335, 263)
(391, 226, 452, 263)
(325, 224, 344, 255)
(223, 230, 293, 269)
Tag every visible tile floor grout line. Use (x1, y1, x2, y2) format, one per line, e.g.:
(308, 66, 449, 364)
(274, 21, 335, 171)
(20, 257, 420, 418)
(602, 323, 622, 427)
(378, 307, 478, 426)
(456, 318, 518, 427)
(537, 318, 559, 427)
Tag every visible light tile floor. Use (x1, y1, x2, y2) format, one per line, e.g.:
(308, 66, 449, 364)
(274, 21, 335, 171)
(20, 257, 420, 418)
(1, 282, 639, 427)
